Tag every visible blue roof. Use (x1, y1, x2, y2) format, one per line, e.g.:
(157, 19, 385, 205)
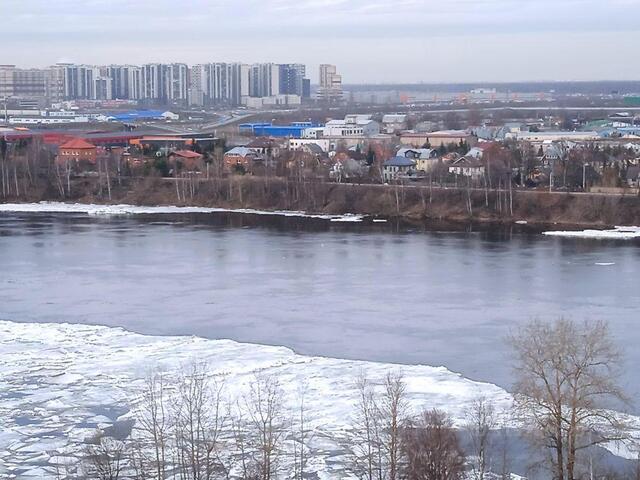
(239, 122, 322, 138)
(384, 156, 416, 167)
(108, 110, 166, 121)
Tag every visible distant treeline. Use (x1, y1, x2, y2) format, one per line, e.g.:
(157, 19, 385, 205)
(344, 81, 640, 95)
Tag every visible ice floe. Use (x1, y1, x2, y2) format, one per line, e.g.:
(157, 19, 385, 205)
(543, 226, 640, 239)
(0, 320, 512, 477)
(0, 202, 365, 222)
(0, 321, 638, 478)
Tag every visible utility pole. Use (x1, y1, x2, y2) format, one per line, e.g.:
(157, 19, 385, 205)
(583, 163, 588, 192)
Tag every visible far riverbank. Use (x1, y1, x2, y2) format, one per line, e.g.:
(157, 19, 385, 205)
(3, 176, 640, 229)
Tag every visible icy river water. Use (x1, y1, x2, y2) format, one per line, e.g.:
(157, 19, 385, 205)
(1, 207, 639, 401)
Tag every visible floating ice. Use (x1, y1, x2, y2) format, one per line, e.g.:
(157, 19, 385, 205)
(0, 202, 365, 223)
(543, 226, 640, 239)
(0, 320, 512, 477)
(0, 321, 637, 478)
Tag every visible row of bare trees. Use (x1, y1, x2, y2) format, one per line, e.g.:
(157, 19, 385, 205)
(70, 318, 637, 480)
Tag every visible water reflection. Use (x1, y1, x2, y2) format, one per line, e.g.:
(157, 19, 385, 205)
(0, 211, 639, 409)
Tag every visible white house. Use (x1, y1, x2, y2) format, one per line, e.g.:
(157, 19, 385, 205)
(448, 157, 485, 179)
(323, 115, 380, 137)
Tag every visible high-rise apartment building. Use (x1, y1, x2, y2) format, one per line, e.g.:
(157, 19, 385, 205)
(190, 63, 251, 106)
(166, 63, 189, 103)
(0, 65, 16, 99)
(107, 65, 142, 100)
(279, 64, 308, 98)
(318, 64, 343, 103)
(1, 61, 311, 106)
(249, 63, 280, 98)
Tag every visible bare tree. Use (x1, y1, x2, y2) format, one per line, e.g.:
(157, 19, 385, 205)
(173, 362, 229, 480)
(465, 397, 497, 480)
(510, 318, 628, 480)
(135, 371, 170, 480)
(291, 382, 310, 480)
(402, 409, 465, 480)
(245, 373, 286, 480)
(379, 371, 409, 480)
(84, 435, 126, 480)
(352, 372, 383, 480)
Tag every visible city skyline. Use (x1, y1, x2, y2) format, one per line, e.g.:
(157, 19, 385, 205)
(3, 0, 640, 83)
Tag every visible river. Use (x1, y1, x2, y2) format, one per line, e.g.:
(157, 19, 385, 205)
(1, 209, 639, 402)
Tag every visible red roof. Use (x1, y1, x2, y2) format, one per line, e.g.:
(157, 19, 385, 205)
(171, 150, 202, 159)
(59, 138, 96, 150)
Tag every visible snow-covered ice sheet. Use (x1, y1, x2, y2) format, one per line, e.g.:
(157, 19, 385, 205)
(543, 226, 640, 240)
(0, 202, 365, 222)
(0, 321, 511, 477)
(0, 321, 637, 478)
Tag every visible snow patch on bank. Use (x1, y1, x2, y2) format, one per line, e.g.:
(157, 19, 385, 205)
(0, 202, 365, 222)
(543, 226, 640, 240)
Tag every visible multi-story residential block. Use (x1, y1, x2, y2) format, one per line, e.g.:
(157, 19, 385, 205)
(142, 63, 167, 102)
(166, 63, 188, 103)
(249, 63, 280, 98)
(279, 64, 308, 98)
(107, 65, 142, 100)
(318, 64, 343, 103)
(1, 61, 312, 106)
(189, 63, 251, 106)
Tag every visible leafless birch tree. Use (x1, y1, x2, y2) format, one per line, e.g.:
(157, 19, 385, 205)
(510, 318, 628, 480)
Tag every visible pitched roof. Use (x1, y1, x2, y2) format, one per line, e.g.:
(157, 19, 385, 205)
(225, 146, 260, 157)
(384, 156, 416, 167)
(171, 150, 202, 159)
(451, 156, 483, 167)
(397, 148, 436, 159)
(59, 138, 96, 150)
(246, 137, 281, 149)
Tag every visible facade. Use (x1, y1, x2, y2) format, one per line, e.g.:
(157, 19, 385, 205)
(249, 63, 280, 98)
(224, 146, 264, 172)
(400, 130, 477, 148)
(383, 156, 416, 182)
(279, 64, 308, 98)
(2, 61, 309, 107)
(1, 65, 62, 105)
(323, 115, 380, 137)
(168, 150, 204, 171)
(509, 131, 600, 142)
(56, 138, 97, 165)
(397, 148, 438, 172)
(382, 114, 408, 134)
(448, 157, 485, 179)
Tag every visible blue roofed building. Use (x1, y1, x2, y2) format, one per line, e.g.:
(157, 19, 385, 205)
(238, 121, 322, 138)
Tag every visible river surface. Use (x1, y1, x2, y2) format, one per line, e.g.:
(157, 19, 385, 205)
(1, 211, 639, 402)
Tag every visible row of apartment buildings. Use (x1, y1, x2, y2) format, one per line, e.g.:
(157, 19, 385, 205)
(0, 62, 318, 107)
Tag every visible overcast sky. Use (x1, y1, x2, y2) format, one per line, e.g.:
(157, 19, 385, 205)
(2, 0, 640, 83)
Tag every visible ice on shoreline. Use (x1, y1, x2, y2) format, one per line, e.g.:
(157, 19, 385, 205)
(0, 202, 365, 222)
(0, 320, 511, 477)
(543, 226, 640, 240)
(1, 321, 637, 477)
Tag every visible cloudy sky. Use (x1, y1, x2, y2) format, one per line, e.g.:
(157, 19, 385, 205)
(2, 0, 640, 83)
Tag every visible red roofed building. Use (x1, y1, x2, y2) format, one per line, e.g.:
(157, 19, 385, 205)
(168, 149, 204, 171)
(57, 138, 97, 166)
